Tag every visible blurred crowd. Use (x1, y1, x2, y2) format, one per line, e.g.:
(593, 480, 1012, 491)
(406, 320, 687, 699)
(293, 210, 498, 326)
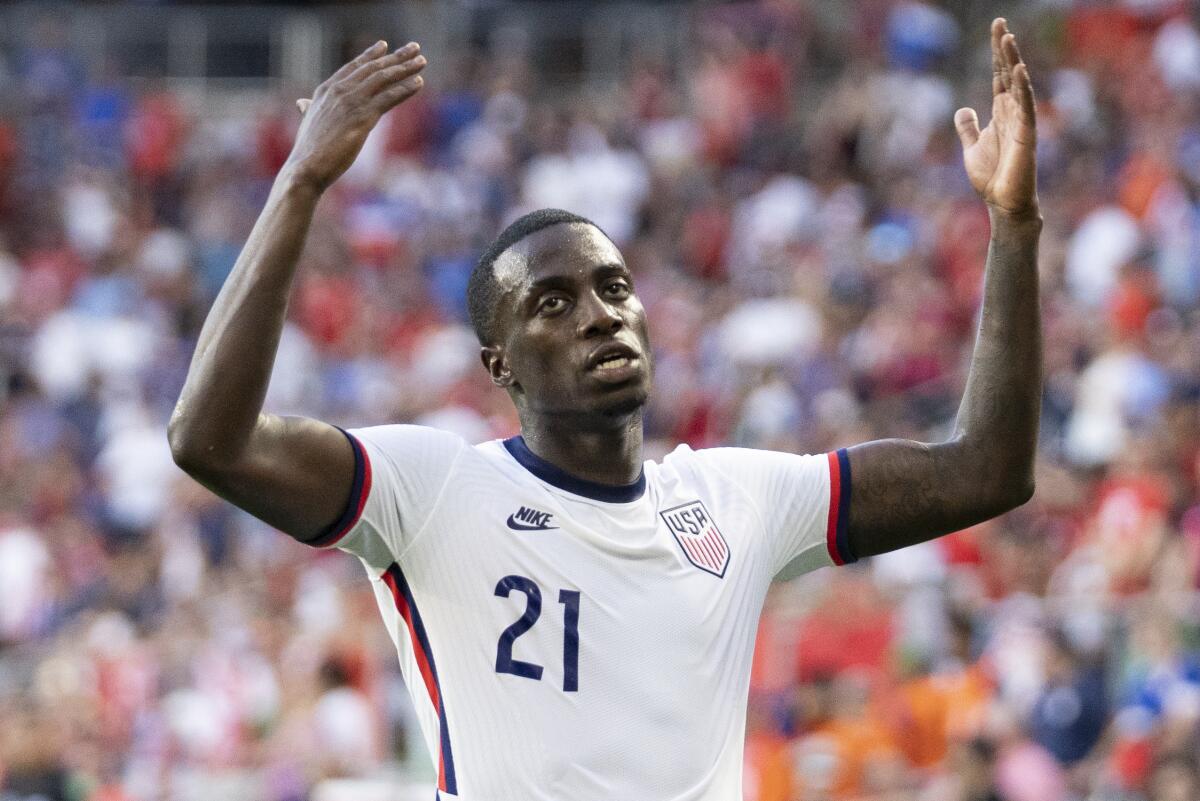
(1, 1, 1200, 800)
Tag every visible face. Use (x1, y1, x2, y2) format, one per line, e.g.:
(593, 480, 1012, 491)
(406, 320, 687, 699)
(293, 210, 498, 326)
(483, 223, 652, 423)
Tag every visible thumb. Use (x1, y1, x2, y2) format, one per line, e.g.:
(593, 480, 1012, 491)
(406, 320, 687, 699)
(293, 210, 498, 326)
(954, 107, 980, 150)
(296, 98, 312, 115)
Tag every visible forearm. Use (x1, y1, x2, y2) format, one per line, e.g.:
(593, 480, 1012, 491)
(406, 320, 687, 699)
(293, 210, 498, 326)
(164, 41, 426, 539)
(950, 208, 1042, 500)
(841, 18, 1042, 559)
(169, 170, 320, 466)
(845, 211, 1041, 557)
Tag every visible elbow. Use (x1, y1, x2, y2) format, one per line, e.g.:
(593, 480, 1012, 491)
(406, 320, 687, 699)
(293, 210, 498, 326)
(167, 414, 200, 472)
(954, 436, 1036, 516)
(168, 407, 253, 483)
(1009, 475, 1036, 509)
(992, 472, 1035, 515)
(167, 411, 219, 477)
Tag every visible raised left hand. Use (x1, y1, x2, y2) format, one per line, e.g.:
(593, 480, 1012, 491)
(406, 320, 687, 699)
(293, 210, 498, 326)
(955, 18, 1039, 221)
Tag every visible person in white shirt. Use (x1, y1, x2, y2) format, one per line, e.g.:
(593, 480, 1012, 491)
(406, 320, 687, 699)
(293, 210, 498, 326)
(170, 19, 1042, 800)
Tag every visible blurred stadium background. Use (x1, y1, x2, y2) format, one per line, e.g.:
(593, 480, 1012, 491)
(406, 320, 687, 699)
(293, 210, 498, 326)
(1, 0, 1199, 799)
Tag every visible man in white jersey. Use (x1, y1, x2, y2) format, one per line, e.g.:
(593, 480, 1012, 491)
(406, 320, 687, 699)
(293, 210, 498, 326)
(170, 19, 1042, 800)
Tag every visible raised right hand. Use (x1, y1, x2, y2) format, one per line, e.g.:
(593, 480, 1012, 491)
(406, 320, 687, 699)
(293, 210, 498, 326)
(954, 19, 1038, 222)
(285, 40, 427, 192)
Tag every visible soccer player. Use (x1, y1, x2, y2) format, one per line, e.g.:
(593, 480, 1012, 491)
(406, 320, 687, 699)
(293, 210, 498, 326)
(169, 19, 1041, 800)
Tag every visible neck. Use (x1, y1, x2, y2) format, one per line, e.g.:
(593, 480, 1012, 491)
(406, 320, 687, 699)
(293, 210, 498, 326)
(518, 409, 644, 486)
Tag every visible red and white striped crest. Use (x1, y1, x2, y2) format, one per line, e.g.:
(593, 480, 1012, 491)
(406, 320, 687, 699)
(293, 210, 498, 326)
(661, 500, 730, 577)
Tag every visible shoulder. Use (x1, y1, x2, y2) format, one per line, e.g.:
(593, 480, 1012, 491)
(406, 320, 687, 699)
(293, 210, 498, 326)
(347, 423, 470, 459)
(343, 425, 476, 492)
(662, 444, 833, 488)
(664, 444, 801, 471)
(656, 443, 761, 486)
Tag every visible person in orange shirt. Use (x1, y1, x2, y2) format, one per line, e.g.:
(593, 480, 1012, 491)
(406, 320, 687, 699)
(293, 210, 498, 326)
(788, 671, 907, 800)
(898, 612, 996, 773)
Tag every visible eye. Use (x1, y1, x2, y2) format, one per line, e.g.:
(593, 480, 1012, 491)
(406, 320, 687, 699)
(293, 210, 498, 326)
(537, 295, 569, 315)
(603, 280, 631, 299)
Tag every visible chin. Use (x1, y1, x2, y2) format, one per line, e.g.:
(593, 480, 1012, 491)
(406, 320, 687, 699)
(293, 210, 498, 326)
(596, 386, 650, 418)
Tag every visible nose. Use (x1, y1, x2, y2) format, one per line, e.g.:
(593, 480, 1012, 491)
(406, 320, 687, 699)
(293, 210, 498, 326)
(578, 291, 623, 338)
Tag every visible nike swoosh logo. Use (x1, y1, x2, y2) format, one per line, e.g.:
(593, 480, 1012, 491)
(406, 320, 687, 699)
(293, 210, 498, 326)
(505, 515, 559, 531)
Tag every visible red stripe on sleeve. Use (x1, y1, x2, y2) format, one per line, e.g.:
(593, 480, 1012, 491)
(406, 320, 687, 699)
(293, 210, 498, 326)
(350, 445, 372, 525)
(310, 434, 374, 548)
(333, 438, 373, 543)
(826, 451, 845, 566)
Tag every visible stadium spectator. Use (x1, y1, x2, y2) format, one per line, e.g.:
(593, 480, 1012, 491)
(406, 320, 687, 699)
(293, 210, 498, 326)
(1, 1, 1199, 799)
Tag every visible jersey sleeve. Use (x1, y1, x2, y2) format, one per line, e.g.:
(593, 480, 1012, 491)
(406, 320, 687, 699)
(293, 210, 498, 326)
(302, 424, 466, 564)
(699, 446, 856, 577)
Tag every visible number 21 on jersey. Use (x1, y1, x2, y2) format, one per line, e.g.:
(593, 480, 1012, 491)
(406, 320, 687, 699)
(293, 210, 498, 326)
(494, 575, 580, 692)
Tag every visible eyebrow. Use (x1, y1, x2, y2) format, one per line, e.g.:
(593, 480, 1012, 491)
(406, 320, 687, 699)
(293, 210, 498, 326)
(525, 262, 630, 294)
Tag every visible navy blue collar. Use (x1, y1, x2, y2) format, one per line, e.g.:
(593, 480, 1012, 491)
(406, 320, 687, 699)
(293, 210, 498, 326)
(502, 436, 646, 503)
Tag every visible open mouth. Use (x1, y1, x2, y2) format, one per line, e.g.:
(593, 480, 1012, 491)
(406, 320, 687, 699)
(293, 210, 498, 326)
(592, 354, 634, 371)
(588, 356, 640, 384)
(585, 343, 642, 382)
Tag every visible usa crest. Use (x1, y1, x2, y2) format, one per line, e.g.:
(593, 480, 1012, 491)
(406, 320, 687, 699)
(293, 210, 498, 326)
(661, 500, 730, 577)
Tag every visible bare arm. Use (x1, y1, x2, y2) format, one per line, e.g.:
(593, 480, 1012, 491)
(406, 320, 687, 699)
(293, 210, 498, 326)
(845, 19, 1042, 559)
(168, 41, 427, 541)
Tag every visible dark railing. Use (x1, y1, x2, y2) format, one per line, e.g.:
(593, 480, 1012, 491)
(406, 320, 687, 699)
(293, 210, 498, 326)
(0, 2, 693, 92)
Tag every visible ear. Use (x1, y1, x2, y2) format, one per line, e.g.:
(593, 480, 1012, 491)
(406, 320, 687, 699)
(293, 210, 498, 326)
(481, 345, 515, 388)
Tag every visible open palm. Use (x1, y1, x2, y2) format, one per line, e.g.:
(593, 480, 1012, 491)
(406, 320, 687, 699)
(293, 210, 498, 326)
(955, 19, 1039, 220)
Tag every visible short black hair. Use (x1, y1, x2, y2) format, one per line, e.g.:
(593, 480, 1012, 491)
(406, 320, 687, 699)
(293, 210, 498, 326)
(467, 208, 604, 344)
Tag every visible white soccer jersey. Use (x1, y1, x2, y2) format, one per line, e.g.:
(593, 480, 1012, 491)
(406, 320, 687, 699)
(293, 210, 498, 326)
(307, 425, 856, 800)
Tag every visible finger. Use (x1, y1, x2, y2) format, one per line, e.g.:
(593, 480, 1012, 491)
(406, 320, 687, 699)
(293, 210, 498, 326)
(330, 39, 389, 83)
(363, 55, 428, 94)
(1002, 33, 1020, 75)
(374, 75, 425, 111)
(993, 30, 1012, 92)
(1012, 63, 1037, 127)
(954, 107, 981, 150)
(349, 42, 421, 85)
(348, 42, 420, 83)
(1004, 29, 1022, 62)
(991, 18, 1008, 95)
(296, 98, 312, 115)
(1003, 32, 1022, 72)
